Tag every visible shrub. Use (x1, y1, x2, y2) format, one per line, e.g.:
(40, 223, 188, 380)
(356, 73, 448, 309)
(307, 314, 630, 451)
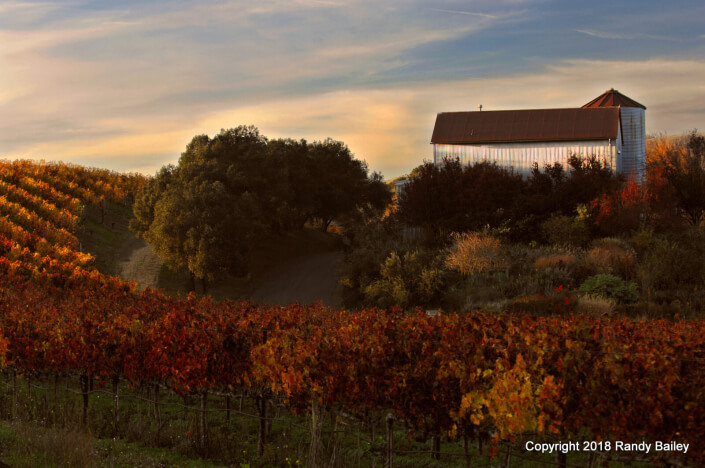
(534, 253, 577, 270)
(579, 274, 639, 303)
(585, 238, 636, 278)
(445, 232, 507, 276)
(505, 285, 576, 315)
(575, 296, 615, 316)
(541, 215, 590, 247)
(363, 249, 448, 309)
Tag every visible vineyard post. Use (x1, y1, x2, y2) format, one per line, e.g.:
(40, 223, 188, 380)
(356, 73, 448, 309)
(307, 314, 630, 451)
(556, 450, 567, 468)
(462, 427, 472, 468)
(154, 383, 161, 429)
(431, 434, 441, 460)
(200, 391, 208, 452)
(80, 374, 89, 427)
(53, 373, 58, 407)
(356, 425, 361, 468)
(385, 412, 395, 468)
(502, 442, 512, 468)
(328, 409, 340, 468)
(309, 396, 325, 468)
(257, 393, 267, 457)
(112, 376, 119, 430)
(11, 369, 17, 420)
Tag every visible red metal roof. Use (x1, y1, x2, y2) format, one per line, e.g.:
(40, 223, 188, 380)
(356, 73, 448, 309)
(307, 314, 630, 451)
(582, 88, 646, 109)
(431, 107, 620, 145)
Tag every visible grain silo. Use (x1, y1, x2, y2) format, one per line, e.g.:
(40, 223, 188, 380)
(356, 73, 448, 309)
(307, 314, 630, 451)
(582, 89, 646, 181)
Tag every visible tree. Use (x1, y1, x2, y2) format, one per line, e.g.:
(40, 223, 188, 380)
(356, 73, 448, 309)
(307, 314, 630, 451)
(132, 128, 388, 291)
(266, 138, 315, 230)
(130, 126, 270, 291)
(397, 159, 524, 236)
(649, 131, 705, 225)
(308, 139, 391, 231)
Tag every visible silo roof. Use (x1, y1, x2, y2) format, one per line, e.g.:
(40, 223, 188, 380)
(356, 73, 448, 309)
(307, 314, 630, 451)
(431, 107, 620, 145)
(582, 88, 646, 109)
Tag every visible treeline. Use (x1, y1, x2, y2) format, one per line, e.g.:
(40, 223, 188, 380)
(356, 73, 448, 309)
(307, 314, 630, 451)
(399, 131, 705, 242)
(0, 262, 703, 467)
(131, 126, 390, 291)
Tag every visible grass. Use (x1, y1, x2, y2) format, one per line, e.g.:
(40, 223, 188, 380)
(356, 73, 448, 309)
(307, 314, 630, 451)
(0, 374, 663, 468)
(77, 201, 139, 276)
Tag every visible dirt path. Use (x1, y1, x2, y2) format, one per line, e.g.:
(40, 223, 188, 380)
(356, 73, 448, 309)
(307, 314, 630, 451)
(250, 250, 344, 308)
(117, 237, 162, 289)
(113, 227, 344, 305)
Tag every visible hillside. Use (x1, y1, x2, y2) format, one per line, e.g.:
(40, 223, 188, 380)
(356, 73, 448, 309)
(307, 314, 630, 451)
(0, 159, 145, 278)
(0, 159, 702, 468)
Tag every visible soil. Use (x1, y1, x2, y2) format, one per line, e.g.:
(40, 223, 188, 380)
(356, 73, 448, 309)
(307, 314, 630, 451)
(250, 250, 343, 308)
(116, 237, 162, 290)
(112, 225, 343, 307)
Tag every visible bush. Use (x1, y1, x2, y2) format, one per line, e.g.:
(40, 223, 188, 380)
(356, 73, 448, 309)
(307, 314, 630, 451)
(445, 232, 507, 276)
(534, 253, 577, 270)
(585, 238, 636, 279)
(363, 249, 448, 309)
(575, 296, 615, 316)
(505, 285, 577, 315)
(541, 215, 590, 247)
(579, 274, 639, 303)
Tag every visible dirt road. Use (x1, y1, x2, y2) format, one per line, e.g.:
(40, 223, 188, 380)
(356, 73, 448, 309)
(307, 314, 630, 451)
(115, 230, 344, 307)
(250, 250, 343, 308)
(117, 237, 162, 289)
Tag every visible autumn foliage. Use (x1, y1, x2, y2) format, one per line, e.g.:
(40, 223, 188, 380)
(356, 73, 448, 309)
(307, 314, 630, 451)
(0, 266, 703, 464)
(0, 158, 704, 465)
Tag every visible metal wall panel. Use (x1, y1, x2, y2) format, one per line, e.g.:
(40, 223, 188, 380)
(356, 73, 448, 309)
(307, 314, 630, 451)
(433, 140, 616, 176)
(620, 107, 646, 181)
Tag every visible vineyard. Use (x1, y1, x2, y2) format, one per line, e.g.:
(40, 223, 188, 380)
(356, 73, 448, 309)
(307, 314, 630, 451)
(0, 160, 703, 467)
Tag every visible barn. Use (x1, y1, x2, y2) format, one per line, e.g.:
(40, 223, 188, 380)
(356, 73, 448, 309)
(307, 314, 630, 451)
(430, 89, 646, 180)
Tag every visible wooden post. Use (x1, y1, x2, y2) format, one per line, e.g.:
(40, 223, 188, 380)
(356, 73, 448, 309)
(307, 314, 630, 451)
(225, 395, 230, 423)
(113, 377, 120, 430)
(81, 374, 89, 427)
(154, 384, 161, 429)
(385, 412, 395, 468)
(432, 435, 441, 460)
(557, 451, 567, 468)
(257, 395, 267, 457)
(200, 392, 208, 452)
(309, 397, 324, 468)
(463, 429, 472, 468)
(12, 370, 17, 420)
(54, 374, 58, 407)
(503, 442, 512, 468)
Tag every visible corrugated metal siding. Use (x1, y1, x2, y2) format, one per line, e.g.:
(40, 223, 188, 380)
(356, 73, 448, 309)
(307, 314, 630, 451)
(433, 140, 616, 176)
(619, 107, 646, 181)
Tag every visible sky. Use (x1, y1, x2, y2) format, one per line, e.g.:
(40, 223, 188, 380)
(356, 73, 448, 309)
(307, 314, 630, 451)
(1, 0, 704, 179)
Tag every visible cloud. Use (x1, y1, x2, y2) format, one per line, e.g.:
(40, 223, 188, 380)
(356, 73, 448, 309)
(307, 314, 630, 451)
(575, 28, 680, 42)
(6, 57, 702, 179)
(0, 1, 703, 179)
(427, 8, 498, 19)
